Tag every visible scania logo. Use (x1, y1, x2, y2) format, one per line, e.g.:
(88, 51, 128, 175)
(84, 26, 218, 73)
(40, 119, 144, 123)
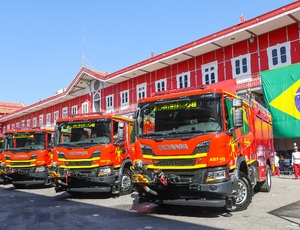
(158, 144, 189, 151)
(14, 155, 28, 158)
(69, 151, 88, 156)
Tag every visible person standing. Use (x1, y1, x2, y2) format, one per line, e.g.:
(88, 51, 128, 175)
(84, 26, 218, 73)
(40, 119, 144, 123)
(274, 151, 280, 176)
(291, 144, 300, 179)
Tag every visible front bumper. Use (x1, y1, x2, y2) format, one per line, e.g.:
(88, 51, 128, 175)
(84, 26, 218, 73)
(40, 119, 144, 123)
(50, 167, 120, 193)
(3, 168, 48, 185)
(132, 167, 238, 207)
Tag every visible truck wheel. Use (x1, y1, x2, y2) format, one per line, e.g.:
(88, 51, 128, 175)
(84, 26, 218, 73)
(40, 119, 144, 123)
(120, 168, 133, 195)
(235, 171, 252, 211)
(256, 165, 272, 192)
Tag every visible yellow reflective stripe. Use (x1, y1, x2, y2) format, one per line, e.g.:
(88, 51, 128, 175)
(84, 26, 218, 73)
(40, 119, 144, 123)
(6, 160, 36, 163)
(230, 159, 257, 170)
(147, 164, 207, 170)
(143, 153, 207, 160)
(7, 164, 36, 168)
(60, 165, 99, 169)
(58, 157, 100, 162)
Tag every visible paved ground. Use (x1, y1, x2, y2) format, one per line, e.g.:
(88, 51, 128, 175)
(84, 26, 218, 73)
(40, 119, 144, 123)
(0, 174, 299, 230)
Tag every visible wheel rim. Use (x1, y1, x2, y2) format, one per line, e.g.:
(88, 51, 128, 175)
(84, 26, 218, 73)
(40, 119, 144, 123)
(121, 174, 131, 192)
(236, 179, 248, 205)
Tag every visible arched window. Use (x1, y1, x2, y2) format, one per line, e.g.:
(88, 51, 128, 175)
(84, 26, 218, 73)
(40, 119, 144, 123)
(94, 93, 101, 112)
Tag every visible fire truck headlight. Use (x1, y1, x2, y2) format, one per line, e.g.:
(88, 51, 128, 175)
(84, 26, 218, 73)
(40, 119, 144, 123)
(97, 166, 113, 177)
(205, 168, 228, 183)
(141, 144, 154, 155)
(35, 165, 46, 173)
(91, 149, 102, 158)
(57, 151, 66, 159)
(31, 154, 38, 160)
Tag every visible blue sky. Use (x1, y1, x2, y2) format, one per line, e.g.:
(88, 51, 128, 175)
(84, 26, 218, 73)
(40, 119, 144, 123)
(0, 0, 295, 106)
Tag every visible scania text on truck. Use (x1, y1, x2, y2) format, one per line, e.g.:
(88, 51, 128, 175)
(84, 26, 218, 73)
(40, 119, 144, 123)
(0, 128, 54, 188)
(48, 114, 136, 196)
(131, 87, 274, 211)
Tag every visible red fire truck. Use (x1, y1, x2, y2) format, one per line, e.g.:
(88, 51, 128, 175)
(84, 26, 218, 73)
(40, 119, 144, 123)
(131, 87, 274, 211)
(48, 114, 136, 196)
(0, 128, 54, 188)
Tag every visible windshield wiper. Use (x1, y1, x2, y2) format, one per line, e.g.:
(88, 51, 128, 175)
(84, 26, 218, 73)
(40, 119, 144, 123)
(173, 130, 206, 134)
(140, 132, 170, 137)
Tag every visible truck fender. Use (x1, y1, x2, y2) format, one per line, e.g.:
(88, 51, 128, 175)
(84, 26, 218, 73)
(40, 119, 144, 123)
(114, 158, 134, 195)
(234, 155, 248, 177)
(117, 158, 134, 177)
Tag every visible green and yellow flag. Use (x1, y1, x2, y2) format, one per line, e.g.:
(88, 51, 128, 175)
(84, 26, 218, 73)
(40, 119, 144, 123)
(261, 64, 300, 138)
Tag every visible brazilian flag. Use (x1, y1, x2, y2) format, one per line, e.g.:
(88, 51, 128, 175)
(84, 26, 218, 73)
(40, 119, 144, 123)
(261, 63, 300, 138)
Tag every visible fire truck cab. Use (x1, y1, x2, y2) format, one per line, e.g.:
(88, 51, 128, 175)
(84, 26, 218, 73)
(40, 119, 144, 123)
(49, 114, 136, 196)
(132, 88, 274, 211)
(0, 128, 54, 188)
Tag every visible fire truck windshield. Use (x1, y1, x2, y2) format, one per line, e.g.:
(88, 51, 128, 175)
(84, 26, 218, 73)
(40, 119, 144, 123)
(137, 97, 222, 137)
(56, 121, 111, 146)
(5, 132, 46, 150)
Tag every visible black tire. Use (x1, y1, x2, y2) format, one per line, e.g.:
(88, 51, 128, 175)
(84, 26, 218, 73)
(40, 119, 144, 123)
(256, 165, 272, 192)
(235, 171, 252, 211)
(120, 168, 133, 195)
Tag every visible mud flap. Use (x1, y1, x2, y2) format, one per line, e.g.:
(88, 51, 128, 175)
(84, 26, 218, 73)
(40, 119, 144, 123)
(226, 197, 236, 211)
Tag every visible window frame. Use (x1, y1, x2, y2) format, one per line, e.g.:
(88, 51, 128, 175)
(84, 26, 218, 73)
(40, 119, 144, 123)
(120, 90, 129, 109)
(136, 83, 147, 100)
(176, 72, 191, 89)
(201, 61, 218, 85)
(267, 41, 291, 69)
(155, 78, 167, 92)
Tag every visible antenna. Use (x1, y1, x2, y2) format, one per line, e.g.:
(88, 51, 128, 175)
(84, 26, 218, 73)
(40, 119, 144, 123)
(81, 27, 86, 67)
(81, 27, 93, 69)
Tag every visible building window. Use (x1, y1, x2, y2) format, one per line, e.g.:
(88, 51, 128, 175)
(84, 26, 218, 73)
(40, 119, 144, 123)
(12, 124, 15, 130)
(106, 94, 114, 111)
(93, 93, 101, 112)
(62, 107, 68, 118)
(7, 124, 10, 130)
(39, 114, 44, 127)
(231, 54, 251, 79)
(27, 119, 30, 128)
(54, 111, 59, 123)
(16, 122, 20, 129)
(155, 79, 167, 92)
(21, 120, 25, 129)
(267, 42, 291, 69)
(46, 113, 51, 126)
(202, 61, 218, 85)
(71, 105, 78, 115)
(33, 118, 37, 127)
(82, 102, 88, 114)
(120, 90, 129, 109)
(176, 72, 190, 89)
(137, 83, 147, 100)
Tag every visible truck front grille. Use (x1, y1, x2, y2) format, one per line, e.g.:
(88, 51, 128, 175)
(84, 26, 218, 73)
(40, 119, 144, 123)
(153, 159, 195, 166)
(66, 161, 92, 167)
(10, 162, 31, 166)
